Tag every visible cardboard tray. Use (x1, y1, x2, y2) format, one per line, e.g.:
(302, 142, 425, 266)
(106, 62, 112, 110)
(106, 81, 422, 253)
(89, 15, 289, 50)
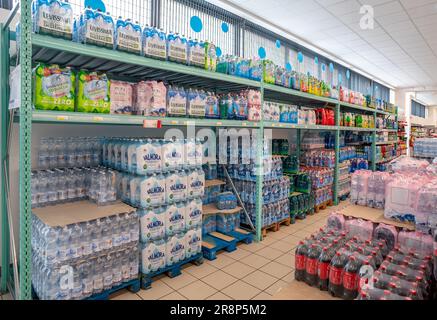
(33, 201, 136, 227)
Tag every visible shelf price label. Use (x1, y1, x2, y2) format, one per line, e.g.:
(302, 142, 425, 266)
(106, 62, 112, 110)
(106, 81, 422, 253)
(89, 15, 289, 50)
(93, 116, 104, 122)
(56, 115, 69, 121)
(143, 119, 162, 129)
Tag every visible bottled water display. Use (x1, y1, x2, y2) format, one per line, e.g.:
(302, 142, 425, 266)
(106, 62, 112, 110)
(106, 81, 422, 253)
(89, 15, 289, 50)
(414, 138, 437, 159)
(31, 211, 139, 300)
(216, 192, 238, 210)
(202, 185, 221, 205)
(103, 137, 203, 175)
(38, 137, 102, 170)
(227, 157, 283, 182)
(241, 199, 290, 228)
(216, 213, 240, 233)
(300, 167, 334, 189)
(234, 177, 290, 205)
(31, 167, 117, 208)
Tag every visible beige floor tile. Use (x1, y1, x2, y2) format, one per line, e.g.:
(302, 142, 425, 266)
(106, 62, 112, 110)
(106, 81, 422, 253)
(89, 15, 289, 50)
(137, 280, 174, 300)
(296, 218, 313, 226)
(265, 280, 289, 296)
(206, 254, 236, 269)
(109, 290, 142, 300)
(282, 271, 295, 283)
(222, 261, 256, 279)
(223, 247, 252, 260)
(243, 241, 266, 252)
(240, 254, 270, 269)
(160, 272, 197, 291)
(255, 247, 283, 260)
(222, 281, 261, 300)
(251, 292, 273, 300)
(275, 252, 295, 267)
(281, 234, 303, 245)
(206, 292, 233, 300)
(202, 270, 238, 290)
(292, 229, 313, 239)
(242, 270, 278, 291)
(303, 223, 323, 233)
(278, 224, 301, 234)
(259, 236, 278, 246)
(260, 261, 293, 279)
(160, 292, 187, 300)
(268, 240, 294, 253)
(265, 230, 288, 240)
(178, 280, 217, 300)
(185, 262, 218, 279)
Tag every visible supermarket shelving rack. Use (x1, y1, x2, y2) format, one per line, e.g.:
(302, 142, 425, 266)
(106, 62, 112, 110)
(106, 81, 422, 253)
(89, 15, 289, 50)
(0, 0, 399, 300)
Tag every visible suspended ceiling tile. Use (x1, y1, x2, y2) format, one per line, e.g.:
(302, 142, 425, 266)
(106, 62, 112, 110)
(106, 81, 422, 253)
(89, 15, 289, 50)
(372, 1, 404, 16)
(325, 0, 362, 15)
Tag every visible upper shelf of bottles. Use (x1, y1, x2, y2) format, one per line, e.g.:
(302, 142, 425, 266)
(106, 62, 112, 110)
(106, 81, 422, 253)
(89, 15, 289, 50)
(30, 33, 397, 116)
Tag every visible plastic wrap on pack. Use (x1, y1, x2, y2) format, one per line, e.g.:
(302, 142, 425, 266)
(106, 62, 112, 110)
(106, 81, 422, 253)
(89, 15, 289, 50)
(433, 230, 437, 279)
(384, 175, 423, 223)
(327, 212, 345, 231)
(414, 181, 437, 233)
(366, 172, 392, 209)
(398, 231, 433, 256)
(374, 223, 398, 251)
(389, 156, 429, 173)
(350, 170, 372, 206)
(345, 218, 374, 241)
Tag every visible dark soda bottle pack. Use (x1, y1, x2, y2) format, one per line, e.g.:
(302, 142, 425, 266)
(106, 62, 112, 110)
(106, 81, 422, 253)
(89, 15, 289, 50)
(294, 227, 436, 300)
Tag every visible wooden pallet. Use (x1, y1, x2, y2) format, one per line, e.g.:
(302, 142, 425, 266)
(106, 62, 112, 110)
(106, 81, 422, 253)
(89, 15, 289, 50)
(202, 232, 238, 261)
(141, 253, 204, 290)
(262, 217, 291, 237)
(225, 228, 253, 245)
(314, 200, 334, 213)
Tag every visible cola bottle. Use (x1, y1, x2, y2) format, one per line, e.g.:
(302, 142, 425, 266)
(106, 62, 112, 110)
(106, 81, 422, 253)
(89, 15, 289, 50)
(328, 252, 346, 298)
(372, 239, 389, 257)
(295, 241, 309, 281)
(343, 256, 361, 300)
(357, 260, 372, 295)
(305, 244, 322, 287)
(358, 288, 412, 300)
(388, 281, 424, 300)
(317, 247, 332, 291)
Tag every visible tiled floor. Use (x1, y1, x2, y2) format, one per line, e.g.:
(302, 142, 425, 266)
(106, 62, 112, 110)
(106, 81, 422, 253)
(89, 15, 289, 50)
(115, 202, 348, 300)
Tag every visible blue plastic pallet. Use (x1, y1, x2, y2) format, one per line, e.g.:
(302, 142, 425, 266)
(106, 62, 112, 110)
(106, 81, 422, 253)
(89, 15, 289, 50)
(202, 233, 237, 261)
(86, 279, 140, 300)
(141, 253, 204, 290)
(224, 228, 253, 245)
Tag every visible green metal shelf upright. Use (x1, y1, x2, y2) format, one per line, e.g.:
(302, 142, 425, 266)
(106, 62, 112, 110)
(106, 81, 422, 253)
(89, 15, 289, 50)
(0, 0, 400, 299)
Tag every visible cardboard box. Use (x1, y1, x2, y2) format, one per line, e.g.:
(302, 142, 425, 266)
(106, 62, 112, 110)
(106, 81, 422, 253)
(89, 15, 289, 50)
(33, 201, 136, 227)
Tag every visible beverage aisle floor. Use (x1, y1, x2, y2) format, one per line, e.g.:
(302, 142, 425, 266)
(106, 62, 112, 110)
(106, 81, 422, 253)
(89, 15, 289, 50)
(107, 201, 350, 300)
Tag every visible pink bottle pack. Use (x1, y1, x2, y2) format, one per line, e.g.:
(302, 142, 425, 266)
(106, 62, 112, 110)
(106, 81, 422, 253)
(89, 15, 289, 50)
(374, 223, 398, 251)
(345, 218, 374, 241)
(247, 89, 261, 122)
(110, 81, 134, 114)
(327, 212, 345, 231)
(134, 81, 167, 116)
(398, 231, 433, 256)
(414, 181, 437, 233)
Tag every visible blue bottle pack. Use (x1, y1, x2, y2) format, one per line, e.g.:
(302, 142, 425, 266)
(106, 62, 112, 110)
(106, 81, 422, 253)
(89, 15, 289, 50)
(166, 232, 186, 266)
(115, 17, 142, 54)
(234, 95, 248, 121)
(140, 173, 166, 208)
(165, 204, 186, 236)
(249, 58, 263, 81)
(168, 32, 188, 64)
(167, 85, 187, 117)
(32, 0, 73, 40)
(143, 26, 167, 60)
(78, 8, 114, 48)
(237, 58, 250, 79)
(136, 139, 163, 175)
(139, 206, 166, 242)
(186, 198, 203, 230)
(185, 227, 202, 258)
(205, 92, 219, 119)
(188, 38, 206, 68)
(141, 240, 166, 275)
(187, 89, 206, 118)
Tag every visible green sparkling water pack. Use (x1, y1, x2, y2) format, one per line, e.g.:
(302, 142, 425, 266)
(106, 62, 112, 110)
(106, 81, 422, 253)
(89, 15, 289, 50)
(76, 70, 111, 113)
(33, 63, 75, 112)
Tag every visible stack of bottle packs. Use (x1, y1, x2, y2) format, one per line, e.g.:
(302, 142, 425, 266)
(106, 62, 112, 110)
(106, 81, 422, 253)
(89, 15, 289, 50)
(31, 208, 139, 300)
(101, 138, 204, 275)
